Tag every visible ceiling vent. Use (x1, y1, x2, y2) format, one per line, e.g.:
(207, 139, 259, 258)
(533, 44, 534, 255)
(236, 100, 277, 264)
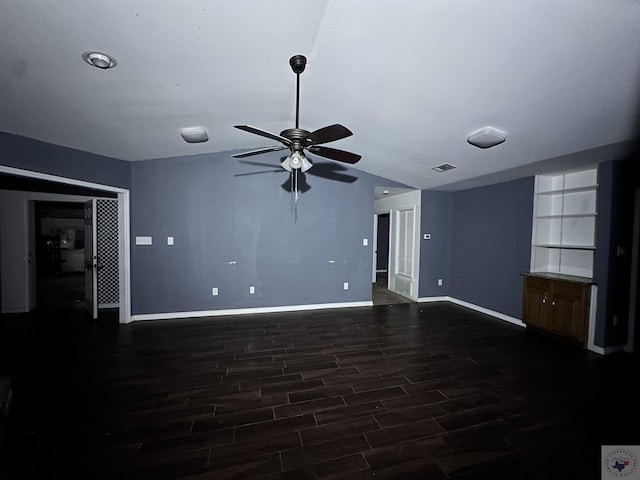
(467, 127, 506, 149)
(432, 163, 456, 173)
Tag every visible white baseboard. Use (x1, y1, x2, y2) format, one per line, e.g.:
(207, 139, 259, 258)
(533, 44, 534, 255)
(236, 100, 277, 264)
(126, 296, 625, 358)
(129, 300, 373, 323)
(418, 295, 525, 327)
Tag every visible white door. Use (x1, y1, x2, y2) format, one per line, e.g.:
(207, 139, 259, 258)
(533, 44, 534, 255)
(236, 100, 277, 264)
(388, 203, 420, 299)
(84, 199, 98, 319)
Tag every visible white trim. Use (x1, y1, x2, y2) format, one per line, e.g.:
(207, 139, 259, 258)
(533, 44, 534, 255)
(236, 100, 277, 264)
(417, 296, 450, 303)
(589, 344, 624, 356)
(418, 295, 525, 326)
(448, 297, 525, 327)
(0, 165, 128, 194)
(118, 192, 131, 324)
(372, 213, 378, 283)
(586, 285, 598, 353)
(129, 301, 374, 322)
(419, 292, 612, 355)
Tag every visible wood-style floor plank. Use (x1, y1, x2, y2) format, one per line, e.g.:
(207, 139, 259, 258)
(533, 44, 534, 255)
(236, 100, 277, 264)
(1, 301, 639, 479)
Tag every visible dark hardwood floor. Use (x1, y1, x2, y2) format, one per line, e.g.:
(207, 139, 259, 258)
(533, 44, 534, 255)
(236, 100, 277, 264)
(1, 302, 638, 479)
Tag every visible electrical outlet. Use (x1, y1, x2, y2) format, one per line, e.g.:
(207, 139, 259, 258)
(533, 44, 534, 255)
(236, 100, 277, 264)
(167, 236, 174, 246)
(249, 286, 255, 294)
(343, 282, 349, 290)
(212, 287, 218, 296)
(437, 279, 443, 286)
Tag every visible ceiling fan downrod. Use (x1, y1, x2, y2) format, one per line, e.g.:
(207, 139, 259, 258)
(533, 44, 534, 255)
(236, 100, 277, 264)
(289, 55, 306, 130)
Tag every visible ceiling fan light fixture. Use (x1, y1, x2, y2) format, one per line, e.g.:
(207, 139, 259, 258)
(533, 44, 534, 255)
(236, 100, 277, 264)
(180, 127, 209, 143)
(467, 127, 507, 149)
(82, 51, 117, 69)
(282, 152, 312, 172)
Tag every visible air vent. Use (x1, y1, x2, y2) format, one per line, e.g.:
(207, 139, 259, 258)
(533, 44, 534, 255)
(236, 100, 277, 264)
(432, 163, 456, 173)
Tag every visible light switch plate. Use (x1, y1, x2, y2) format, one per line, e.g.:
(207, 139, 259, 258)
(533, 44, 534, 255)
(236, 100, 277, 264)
(363, 238, 368, 246)
(167, 236, 174, 246)
(423, 233, 431, 240)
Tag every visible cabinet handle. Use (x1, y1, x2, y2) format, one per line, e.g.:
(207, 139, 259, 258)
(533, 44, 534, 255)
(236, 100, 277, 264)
(542, 296, 546, 304)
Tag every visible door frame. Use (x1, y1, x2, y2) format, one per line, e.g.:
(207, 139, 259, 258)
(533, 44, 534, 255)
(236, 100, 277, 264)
(372, 213, 378, 283)
(374, 190, 421, 300)
(0, 165, 131, 324)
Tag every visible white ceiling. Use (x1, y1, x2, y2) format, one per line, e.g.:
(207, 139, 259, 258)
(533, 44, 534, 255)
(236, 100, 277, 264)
(1, 1, 639, 192)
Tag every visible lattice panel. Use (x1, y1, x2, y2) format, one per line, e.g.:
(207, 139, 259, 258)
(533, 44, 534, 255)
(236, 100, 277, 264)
(97, 199, 119, 306)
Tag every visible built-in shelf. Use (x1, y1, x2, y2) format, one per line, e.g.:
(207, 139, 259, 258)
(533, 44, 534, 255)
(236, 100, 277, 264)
(535, 244, 596, 250)
(530, 169, 597, 278)
(536, 214, 596, 219)
(536, 185, 599, 195)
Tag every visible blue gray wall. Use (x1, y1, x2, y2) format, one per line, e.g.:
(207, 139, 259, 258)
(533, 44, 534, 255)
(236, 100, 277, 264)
(130, 151, 403, 314)
(3, 132, 634, 350)
(419, 190, 452, 297)
(0, 132, 131, 189)
(594, 159, 640, 348)
(449, 177, 534, 318)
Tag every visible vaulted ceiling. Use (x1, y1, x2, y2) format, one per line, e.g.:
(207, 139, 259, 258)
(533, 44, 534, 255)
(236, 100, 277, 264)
(1, 1, 639, 191)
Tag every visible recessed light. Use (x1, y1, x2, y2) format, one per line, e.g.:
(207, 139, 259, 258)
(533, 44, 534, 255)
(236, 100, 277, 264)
(82, 51, 117, 69)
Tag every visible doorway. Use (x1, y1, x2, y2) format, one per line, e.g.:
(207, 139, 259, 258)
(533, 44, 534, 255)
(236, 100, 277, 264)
(372, 212, 415, 306)
(374, 190, 421, 303)
(0, 166, 130, 323)
(33, 201, 86, 311)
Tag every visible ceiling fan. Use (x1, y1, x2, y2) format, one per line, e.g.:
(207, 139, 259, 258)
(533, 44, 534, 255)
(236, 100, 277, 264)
(232, 55, 361, 175)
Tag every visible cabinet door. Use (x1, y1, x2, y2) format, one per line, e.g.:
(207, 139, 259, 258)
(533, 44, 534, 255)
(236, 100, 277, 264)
(550, 280, 589, 343)
(523, 277, 551, 330)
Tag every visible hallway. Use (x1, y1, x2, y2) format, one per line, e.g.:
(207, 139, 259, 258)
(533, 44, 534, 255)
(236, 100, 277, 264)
(372, 272, 415, 306)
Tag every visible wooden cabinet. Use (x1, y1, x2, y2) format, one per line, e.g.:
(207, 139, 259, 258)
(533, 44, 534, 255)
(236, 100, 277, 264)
(522, 273, 592, 345)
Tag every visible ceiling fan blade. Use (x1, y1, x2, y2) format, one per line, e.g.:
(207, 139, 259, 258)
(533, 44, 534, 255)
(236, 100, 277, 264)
(307, 161, 358, 183)
(238, 160, 284, 168)
(306, 124, 353, 145)
(307, 146, 361, 164)
(234, 169, 283, 177)
(234, 125, 292, 146)
(232, 145, 288, 158)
